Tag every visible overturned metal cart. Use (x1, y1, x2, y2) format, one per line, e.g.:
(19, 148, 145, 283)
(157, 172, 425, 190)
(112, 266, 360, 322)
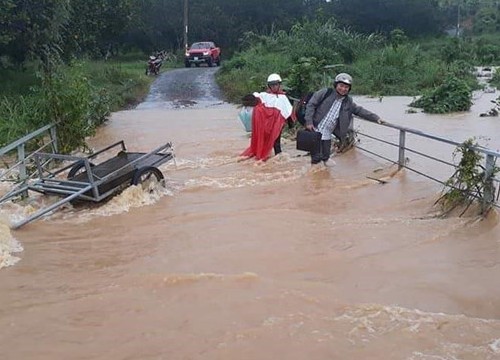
(8, 140, 174, 229)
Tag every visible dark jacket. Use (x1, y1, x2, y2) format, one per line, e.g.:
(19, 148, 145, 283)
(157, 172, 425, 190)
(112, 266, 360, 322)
(304, 88, 380, 140)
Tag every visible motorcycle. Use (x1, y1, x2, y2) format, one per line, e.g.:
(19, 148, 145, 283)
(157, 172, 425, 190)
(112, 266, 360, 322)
(145, 54, 163, 75)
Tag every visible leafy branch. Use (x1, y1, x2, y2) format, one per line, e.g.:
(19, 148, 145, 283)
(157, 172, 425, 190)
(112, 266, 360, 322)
(436, 138, 499, 216)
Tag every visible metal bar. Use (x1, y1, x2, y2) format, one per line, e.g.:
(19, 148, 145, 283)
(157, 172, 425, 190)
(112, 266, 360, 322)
(35, 152, 89, 162)
(17, 143, 27, 182)
(369, 121, 500, 157)
(0, 141, 56, 181)
(357, 131, 399, 147)
(0, 124, 55, 155)
(398, 130, 406, 170)
(402, 147, 456, 168)
(357, 144, 447, 186)
(84, 159, 100, 199)
(87, 140, 126, 160)
(358, 131, 456, 168)
(12, 185, 94, 229)
(34, 152, 45, 179)
(0, 185, 30, 203)
(49, 126, 58, 153)
(482, 154, 496, 212)
(30, 182, 88, 192)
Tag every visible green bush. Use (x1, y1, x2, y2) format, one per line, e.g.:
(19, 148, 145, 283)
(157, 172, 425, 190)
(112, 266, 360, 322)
(437, 138, 499, 216)
(410, 76, 472, 113)
(286, 57, 333, 98)
(37, 65, 104, 153)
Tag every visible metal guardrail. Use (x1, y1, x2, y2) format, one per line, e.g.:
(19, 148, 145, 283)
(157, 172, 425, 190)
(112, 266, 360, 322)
(355, 120, 500, 211)
(0, 123, 58, 202)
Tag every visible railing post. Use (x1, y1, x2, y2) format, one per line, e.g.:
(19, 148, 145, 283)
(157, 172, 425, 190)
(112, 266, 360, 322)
(17, 143, 27, 182)
(482, 154, 495, 213)
(49, 124, 58, 154)
(16, 143, 29, 198)
(398, 129, 406, 170)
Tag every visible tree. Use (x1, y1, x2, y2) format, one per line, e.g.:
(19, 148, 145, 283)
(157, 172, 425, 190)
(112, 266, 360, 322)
(0, 0, 70, 67)
(63, 0, 137, 58)
(331, 0, 446, 37)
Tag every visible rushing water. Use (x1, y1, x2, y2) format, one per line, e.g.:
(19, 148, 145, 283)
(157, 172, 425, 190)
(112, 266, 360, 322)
(1, 90, 500, 359)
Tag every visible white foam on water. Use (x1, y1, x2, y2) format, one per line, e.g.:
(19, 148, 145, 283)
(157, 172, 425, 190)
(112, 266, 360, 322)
(166, 153, 308, 190)
(331, 304, 499, 359)
(164, 152, 304, 171)
(490, 338, 500, 353)
(162, 155, 239, 170)
(183, 167, 308, 189)
(0, 215, 23, 269)
(0, 175, 173, 226)
(65, 182, 174, 224)
(408, 352, 451, 360)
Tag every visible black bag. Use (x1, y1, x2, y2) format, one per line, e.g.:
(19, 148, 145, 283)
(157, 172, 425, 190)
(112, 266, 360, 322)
(296, 129, 321, 153)
(295, 88, 333, 126)
(241, 94, 259, 107)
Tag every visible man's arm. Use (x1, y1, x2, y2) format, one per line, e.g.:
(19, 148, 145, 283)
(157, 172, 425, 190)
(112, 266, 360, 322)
(352, 102, 383, 123)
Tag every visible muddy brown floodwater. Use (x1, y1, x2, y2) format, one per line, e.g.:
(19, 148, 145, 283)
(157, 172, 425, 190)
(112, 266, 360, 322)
(1, 67, 500, 359)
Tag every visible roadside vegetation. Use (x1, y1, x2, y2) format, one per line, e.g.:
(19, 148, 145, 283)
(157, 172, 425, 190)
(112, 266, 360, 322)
(436, 138, 499, 216)
(217, 23, 498, 115)
(1, 0, 500, 153)
(0, 56, 153, 151)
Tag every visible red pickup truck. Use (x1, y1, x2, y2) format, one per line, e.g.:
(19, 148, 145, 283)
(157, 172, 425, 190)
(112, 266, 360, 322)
(184, 41, 221, 67)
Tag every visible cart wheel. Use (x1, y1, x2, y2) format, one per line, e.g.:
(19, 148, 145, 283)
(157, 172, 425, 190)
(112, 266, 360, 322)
(131, 166, 164, 191)
(68, 160, 95, 179)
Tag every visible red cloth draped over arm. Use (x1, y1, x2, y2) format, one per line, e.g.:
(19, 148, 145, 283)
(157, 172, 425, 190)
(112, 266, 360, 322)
(241, 100, 286, 161)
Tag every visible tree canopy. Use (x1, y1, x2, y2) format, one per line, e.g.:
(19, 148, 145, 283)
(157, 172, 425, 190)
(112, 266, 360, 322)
(0, 0, 498, 67)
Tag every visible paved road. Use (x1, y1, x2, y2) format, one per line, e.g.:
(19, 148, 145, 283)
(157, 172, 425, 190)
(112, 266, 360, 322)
(137, 66, 227, 110)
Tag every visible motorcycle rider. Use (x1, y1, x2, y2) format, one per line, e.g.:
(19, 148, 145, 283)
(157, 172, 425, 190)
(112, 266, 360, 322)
(146, 51, 164, 75)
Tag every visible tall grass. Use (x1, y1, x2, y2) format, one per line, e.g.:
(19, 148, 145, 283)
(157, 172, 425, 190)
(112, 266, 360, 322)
(0, 96, 45, 147)
(0, 66, 40, 96)
(351, 44, 447, 96)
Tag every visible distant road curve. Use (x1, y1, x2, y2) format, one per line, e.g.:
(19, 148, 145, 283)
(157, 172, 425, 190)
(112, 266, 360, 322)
(137, 66, 228, 110)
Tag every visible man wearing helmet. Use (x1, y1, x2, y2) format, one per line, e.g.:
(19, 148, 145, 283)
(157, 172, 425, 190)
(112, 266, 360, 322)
(241, 73, 293, 161)
(304, 73, 383, 166)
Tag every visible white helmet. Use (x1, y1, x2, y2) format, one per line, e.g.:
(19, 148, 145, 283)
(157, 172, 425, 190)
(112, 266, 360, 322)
(334, 73, 353, 86)
(267, 73, 282, 84)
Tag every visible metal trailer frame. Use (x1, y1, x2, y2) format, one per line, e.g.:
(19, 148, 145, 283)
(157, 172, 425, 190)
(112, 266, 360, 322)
(9, 140, 174, 229)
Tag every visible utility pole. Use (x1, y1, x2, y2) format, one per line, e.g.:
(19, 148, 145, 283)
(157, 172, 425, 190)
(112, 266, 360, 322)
(183, 0, 189, 51)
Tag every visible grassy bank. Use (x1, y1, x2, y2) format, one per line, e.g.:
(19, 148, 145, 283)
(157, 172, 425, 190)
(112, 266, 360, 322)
(0, 55, 157, 151)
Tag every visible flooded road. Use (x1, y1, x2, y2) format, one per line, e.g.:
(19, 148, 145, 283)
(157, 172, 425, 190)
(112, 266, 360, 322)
(1, 68, 500, 359)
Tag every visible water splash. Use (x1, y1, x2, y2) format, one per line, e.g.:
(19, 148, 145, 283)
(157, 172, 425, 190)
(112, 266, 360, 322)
(66, 182, 173, 223)
(0, 215, 23, 269)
